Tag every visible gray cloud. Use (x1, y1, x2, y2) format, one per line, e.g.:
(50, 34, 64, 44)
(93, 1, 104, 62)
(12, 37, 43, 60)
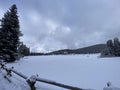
(1, 0, 120, 52)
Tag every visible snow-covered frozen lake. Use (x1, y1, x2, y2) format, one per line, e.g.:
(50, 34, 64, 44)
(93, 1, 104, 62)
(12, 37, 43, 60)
(6, 54, 120, 90)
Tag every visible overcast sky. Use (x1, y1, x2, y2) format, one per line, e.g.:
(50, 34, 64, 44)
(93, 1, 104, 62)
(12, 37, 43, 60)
(0, 0, 120, 52)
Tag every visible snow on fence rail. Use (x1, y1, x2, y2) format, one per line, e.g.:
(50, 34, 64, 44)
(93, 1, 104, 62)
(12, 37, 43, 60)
(0, 61, 86, 90)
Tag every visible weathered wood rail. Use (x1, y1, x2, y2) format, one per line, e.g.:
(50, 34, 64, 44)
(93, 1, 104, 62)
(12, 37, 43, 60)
(36, 77, 83, 90)
(0, 61, 89, 90)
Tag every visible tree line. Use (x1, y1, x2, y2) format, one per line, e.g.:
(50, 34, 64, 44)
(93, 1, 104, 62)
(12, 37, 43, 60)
(0, 4, 30, 62)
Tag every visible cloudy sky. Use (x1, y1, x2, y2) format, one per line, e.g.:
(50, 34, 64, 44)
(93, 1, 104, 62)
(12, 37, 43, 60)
(0, 0, 120, 52)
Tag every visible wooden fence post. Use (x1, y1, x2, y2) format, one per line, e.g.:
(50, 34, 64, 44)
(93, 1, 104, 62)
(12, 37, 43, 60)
(0, 62, 6, 69)
(26, 75, 37, 90)
(6, 69, 12, 77)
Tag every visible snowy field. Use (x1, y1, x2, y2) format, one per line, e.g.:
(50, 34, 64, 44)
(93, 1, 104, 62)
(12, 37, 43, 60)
(1, 54, 120, 90)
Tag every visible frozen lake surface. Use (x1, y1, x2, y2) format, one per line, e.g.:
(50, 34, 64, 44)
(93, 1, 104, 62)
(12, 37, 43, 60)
(1, 54, 120, 90)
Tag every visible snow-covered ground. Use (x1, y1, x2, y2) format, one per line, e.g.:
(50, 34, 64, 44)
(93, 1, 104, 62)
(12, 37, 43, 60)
(1, 54, 120, 90)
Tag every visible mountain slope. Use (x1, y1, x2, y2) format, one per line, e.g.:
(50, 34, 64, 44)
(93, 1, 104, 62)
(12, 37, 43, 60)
(48, 44, 107, 55)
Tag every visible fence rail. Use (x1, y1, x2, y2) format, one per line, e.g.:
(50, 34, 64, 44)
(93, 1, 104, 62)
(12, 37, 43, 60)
(0, 61, 87, 90)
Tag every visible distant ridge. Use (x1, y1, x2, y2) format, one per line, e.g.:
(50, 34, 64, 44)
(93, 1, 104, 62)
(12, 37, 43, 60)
(47, 44, 107, 55)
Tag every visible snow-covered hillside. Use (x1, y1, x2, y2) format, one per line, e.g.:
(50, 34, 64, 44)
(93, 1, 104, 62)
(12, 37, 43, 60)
(1, 54, 120, 90)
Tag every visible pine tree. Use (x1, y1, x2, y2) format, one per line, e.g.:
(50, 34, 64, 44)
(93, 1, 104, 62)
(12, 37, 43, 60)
(0, 4, 22, 62)
(0, 28, 4, 60)
(101, 37, 120, 57)
(113, 38, 120, 56)
(18, 42, 30, 57)
(106, 39, 114, 56)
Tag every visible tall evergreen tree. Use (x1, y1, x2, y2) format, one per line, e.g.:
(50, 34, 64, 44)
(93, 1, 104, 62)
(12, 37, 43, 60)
(18, 42, 30, 57)
(101, 37, 120, 57)
(0, 28, 4, 60)
(106, 39, 114, 55)
(113, 38, 120, 56)
(0, 4, 22, 62)
(101, 40, 114, 57)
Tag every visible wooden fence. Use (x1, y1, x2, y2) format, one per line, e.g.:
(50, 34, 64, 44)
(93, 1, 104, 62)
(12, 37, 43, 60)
(0, 61, 89, 90)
